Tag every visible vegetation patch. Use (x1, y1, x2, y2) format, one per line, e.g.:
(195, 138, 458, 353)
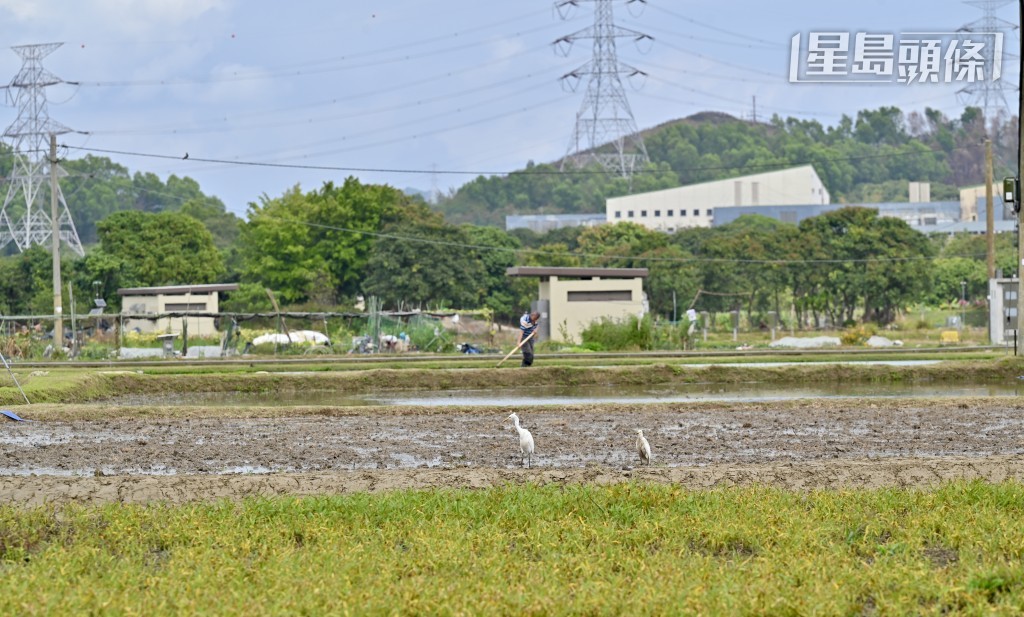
(1, 481, 1023, 615)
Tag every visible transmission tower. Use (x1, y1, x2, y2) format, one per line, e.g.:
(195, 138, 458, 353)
(957, 0, 1018, 120)
(554, 0, 651, 178)
(0, 42, 83, 257)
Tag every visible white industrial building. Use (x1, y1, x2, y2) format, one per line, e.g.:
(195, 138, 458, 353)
(606, 165, 830, 232)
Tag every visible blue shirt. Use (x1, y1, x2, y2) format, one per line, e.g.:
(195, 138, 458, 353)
(520, 313, 537, 339)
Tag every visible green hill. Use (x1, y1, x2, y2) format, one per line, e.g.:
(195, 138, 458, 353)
(432, 106, 1012, 227)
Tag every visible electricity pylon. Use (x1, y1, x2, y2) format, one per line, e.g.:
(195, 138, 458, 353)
(958, 0, 1017, 120)
(554, 0, 651, 178)
(0, 42, 84, 257)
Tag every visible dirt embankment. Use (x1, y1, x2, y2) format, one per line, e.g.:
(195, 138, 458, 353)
(6, 359, 1024, 405)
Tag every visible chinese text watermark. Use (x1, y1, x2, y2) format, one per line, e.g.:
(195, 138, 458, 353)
(789, 31, 1003, 84)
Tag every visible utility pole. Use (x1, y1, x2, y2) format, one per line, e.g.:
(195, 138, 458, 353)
(1017, 0, 1024, 354)
(49, 133, 63, 349)
(986, 139, 995, 279)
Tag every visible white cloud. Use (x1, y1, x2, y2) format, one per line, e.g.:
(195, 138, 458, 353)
(0, 0, 44, 20)
(92, 0, 230, 29)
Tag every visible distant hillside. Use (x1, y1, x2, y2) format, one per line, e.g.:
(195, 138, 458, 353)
(431, 106, 1013, 227)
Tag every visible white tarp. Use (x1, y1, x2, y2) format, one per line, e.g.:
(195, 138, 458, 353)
(769, 336, 841, 349)
(865, 335, 902, 347)
(252, 330, 330, 346)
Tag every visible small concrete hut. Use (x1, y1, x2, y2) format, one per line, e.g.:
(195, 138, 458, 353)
(505, 266, 648, 343)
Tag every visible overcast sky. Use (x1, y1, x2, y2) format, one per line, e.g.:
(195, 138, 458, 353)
(0, 1, 1018, 217)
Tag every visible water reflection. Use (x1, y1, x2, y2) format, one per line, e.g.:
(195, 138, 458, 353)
(107, 381, 1024, 408)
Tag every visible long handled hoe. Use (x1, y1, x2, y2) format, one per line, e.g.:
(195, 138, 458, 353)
(496, 330, 537, 368)
(0, 348, 30, 404)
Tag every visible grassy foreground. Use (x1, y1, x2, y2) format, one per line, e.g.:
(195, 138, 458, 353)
(2, 482, 1023, 615)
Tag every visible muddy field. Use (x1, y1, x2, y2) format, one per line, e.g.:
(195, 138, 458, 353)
(3, 397, 1024, 505)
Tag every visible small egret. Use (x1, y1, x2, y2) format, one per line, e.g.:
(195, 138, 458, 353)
(506, 412, 535, 468)
(635, 429, 651, 466)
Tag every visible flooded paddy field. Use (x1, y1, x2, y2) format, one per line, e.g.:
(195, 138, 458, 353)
(4, 361, 1024, 505)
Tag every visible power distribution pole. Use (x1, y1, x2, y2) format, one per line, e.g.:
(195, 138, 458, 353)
(986, 139, 994, 279)
(1018, 0, 1024, 354)
(50, 133, 63, 348)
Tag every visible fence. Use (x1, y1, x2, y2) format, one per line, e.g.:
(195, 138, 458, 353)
(0, 309, 493, 361)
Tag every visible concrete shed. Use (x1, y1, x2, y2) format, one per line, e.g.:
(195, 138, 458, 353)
(118, 283, 239, 337)
(506, 267, 648, 343)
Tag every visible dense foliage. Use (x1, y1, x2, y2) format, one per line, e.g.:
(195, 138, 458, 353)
(0, 107, 1014, 327)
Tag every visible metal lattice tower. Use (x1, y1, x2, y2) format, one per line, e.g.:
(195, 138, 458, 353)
(554, 0, 650, 178)
(0, 43, 83, 257)
(957, 0, 1017, 119)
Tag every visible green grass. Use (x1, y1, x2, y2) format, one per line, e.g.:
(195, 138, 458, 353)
(1, 481, 1023, 615)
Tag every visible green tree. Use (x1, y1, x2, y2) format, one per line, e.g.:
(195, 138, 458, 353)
(362, 220, 486, 309)
(239, 178, 420, 306)
(92, 210, 225, 289)
(461, 225, 522, 320)
(797, 207, 932, 325)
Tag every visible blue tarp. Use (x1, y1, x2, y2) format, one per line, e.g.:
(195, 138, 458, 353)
(1, 409, 31, 422)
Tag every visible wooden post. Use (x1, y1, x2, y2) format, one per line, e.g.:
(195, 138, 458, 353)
(49, 133, 63, 351)
(986, 139, 995, 279)
(265, 288, 291, 341)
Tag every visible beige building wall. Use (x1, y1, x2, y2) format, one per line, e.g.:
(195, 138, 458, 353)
(540, 276, 646, 343)
(960, 185, 985, 222)
(123, 291, 220, 337)
(606, 165, 830, 231)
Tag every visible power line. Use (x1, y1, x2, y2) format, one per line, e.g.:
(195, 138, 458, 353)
(63, 140, 977, 178)
(86, 69, 566, 138)
(74, 11, 561, 89)
(643, 4, 787, 49)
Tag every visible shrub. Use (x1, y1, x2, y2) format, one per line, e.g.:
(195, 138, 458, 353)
(840, 323, 877, 346)
(76, 343, 111, 361)
(581, 315, 653, 351)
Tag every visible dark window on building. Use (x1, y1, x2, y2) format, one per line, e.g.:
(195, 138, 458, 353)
(628, 210, 634, 218)
(667, 209, 674, 217)
(165, 302, 208, 311)
(654, 210, 661, 217)
(567, 290, 633, 302)
(641, 210, 647, 217)
(614, 211, 621, 219)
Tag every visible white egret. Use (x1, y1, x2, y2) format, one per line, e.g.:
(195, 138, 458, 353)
(635, 429, 651, 466)
(506, 412, 535, 468)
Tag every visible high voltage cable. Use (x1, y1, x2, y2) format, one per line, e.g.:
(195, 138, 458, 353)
(87, 69, 565, 138)
(628, 20, 782, 51)
(75, 20, 563, 88)
(644, 4, 786, 48)
(121, 95, 569, 173)
(64, 141, 978, 178)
